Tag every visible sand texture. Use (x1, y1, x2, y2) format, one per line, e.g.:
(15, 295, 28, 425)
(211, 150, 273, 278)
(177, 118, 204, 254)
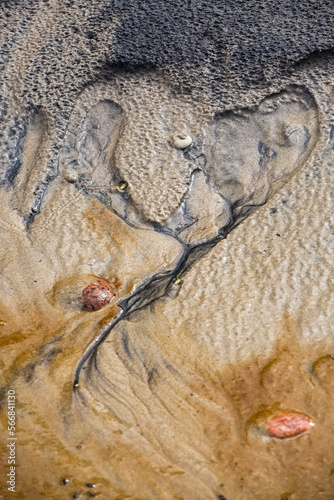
(0, 1, 334, 499)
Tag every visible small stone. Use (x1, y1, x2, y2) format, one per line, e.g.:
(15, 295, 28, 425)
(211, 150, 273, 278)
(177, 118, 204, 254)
(267, 412, 314, 439)
(173, 134, 192, 149)
(86, 483, 96, 488)
(0, 320, 6, 326)
(62, 478, 69, 485)
(63, 168, 78, 183)
(82, 279, 115, 312)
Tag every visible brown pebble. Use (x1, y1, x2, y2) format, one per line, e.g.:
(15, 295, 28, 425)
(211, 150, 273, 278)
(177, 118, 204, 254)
(82, 279, 115, 312)
(267, 412, 314, 438)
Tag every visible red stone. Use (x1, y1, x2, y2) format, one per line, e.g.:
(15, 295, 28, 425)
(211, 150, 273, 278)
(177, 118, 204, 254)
(267, 412, 314, 439)
(82, 279, 115, 311)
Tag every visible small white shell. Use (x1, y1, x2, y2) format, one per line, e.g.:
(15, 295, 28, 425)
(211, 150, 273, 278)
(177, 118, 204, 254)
(63, 168, 78, 183)
(173, 134, 192, 149)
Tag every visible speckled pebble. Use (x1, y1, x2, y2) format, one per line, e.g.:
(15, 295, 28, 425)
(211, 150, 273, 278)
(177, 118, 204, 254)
(63, 168, 78, 183)
(82, 279, 115, 312)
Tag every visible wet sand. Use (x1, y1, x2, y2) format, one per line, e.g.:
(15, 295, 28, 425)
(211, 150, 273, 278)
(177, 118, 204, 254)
(0, 4, 334, 499)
